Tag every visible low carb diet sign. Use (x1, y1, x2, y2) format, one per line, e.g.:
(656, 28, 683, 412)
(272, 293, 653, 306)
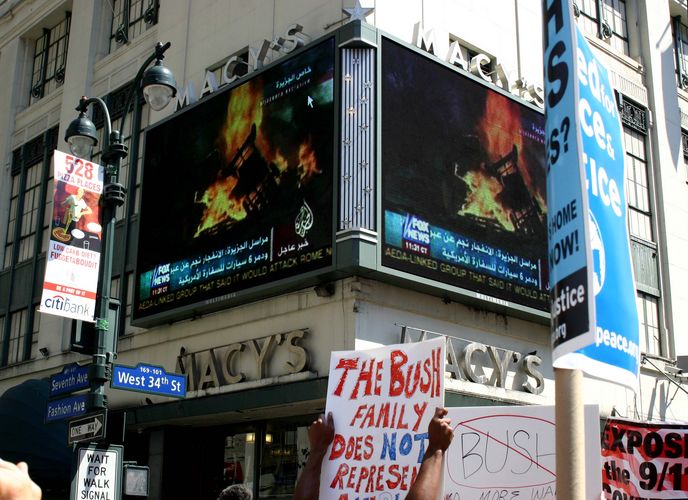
(321, 337, 445, 499)
(40, 150, 103, 322)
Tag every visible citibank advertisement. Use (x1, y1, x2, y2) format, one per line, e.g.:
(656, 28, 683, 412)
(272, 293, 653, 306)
(40, 150, 103, 322)
(134, 38, 335, 323)
(381, 38, 548, 311)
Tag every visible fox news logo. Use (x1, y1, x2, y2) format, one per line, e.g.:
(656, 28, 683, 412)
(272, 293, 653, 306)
(152, 263, 171, 287)
(402, 214, 430, 245)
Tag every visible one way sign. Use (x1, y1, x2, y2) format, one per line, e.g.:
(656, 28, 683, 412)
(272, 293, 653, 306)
(68, 411, 106, 445)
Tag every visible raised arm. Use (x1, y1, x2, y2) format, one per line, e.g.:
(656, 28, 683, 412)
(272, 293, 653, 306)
(406, 407, 453, 500)
(294, 412, 335, 500)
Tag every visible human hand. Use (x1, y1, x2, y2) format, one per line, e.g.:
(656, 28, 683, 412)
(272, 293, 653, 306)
(308, 412, 335, 458)
(0, 460, 41, 500)
(427, 407, 453, 454)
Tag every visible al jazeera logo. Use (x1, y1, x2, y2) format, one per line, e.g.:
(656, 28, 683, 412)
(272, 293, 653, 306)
(42, 294, 92, 317)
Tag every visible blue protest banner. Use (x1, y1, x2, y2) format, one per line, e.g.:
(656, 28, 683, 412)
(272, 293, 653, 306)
(543, 0, 640, 390)
(543, 0, 596, 361)
(556, 26, 641, 390)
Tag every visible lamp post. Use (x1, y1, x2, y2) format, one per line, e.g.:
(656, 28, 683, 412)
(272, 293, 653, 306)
(64, 42, 176, 413)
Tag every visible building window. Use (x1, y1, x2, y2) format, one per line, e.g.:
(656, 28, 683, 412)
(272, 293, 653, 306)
(260, 419, 311, 499)
(618, 102, 665, 356)
(222, 431, 256, 492)
(123, 272, 145, 335)
(637, 293, 661, 356)
(672, 17, 688, 88)
(575, 0, 629, 55)
(91, 82, 150, 219)
(2, 306, 39, 365)
(1, 129, 57, 366)
(4, 309, 27, 365)
(30, 307, 40, 359)
(16, 163, 43, 264)
(29, 12, 71, 104)
(624, 128, 653, 242)
(4, 132, 55, 269)
(108, 274, 145, 336)
(41, 175, 55, 255)
(4, 173, 20, 269)
(682, 129, 688, 182)
(110, 0, 159, 53)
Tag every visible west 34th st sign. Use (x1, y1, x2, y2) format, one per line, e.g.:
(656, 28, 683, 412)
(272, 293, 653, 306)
(110, 363, 186, 398)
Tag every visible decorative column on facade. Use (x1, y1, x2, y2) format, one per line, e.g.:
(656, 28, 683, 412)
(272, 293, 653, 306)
(338, 28, 376, 244)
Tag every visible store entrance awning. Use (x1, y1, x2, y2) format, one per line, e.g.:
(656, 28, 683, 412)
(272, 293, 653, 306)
(0, 378, 71, 491)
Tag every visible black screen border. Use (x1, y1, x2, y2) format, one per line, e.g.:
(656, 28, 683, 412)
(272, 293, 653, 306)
(377, 33, 550, 317)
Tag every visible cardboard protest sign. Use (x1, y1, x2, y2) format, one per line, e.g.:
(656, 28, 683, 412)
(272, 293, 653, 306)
(601, 418, 688, 498)
(443, 405, 601, 499)
(321, 337, 445, 499)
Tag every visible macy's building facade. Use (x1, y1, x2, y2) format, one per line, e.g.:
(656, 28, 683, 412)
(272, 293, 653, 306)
(0, 1, 687, 498)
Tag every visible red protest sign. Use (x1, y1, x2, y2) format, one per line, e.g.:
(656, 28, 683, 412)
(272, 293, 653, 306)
(321, 337, 445, 499)
(601, 418, 688, 498)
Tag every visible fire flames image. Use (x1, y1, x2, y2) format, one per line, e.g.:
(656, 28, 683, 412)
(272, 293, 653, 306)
(382, 38, 546, 243)
(137, 37, 334, 269)
(135, 38, 335, 319)
(193, 78, 325, 238)
(456, 90, 546, 238)
(458, 169, 514, 231)
(381, 37, 548, 310)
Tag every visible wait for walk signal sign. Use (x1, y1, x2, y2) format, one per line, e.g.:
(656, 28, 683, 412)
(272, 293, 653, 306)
(70, 443, 122, 500)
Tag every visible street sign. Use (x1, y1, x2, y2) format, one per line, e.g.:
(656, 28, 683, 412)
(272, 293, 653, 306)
(46, 393, 87, 423)
(71, 443, 122, 500)
(111, 363, 186, 398)
(49, 363, 89, 397)
(68, 411, 106, 445)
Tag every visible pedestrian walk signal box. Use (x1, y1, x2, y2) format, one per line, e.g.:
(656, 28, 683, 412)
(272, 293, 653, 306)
(123, 463, 149, 497)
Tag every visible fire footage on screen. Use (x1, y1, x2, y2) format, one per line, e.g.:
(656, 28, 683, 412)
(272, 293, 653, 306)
(381, 38, 549, 310)
(135, 38, 335, 321)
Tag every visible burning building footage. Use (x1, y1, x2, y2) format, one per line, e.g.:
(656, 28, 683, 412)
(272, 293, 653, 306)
(381, 39, 548, 310)
(135, 39, 335, 321)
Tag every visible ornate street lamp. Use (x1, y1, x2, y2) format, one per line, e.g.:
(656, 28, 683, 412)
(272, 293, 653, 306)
(63, 42, 176, 412)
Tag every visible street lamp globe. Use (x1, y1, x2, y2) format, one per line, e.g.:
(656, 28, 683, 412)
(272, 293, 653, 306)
(141, 59, 177, 111)
(65, 111, 98, 158)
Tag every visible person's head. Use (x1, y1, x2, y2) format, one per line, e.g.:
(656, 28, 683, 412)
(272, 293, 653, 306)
(217, 483, 252, 500)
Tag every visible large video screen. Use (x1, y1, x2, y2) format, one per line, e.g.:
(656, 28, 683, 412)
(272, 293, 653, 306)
(134, 38, 335, 322)
(381, 38, 548, 311)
